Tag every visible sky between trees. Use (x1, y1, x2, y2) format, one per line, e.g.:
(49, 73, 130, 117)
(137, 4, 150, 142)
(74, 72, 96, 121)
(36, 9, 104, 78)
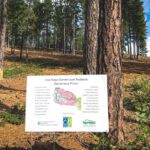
(143, 0, 150, 56)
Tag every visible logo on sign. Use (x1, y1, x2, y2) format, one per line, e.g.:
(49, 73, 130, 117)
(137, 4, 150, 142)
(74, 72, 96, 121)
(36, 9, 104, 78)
(83, 119, 96, 127)
(63, 117, 72, 127)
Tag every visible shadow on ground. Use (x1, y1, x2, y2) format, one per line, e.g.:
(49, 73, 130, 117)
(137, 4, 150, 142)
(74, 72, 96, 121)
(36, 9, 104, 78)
(0, 102, 10, 111)
(0, 142, 96, 150)
(0, 147, 26, 150)
(0, 142, 73, 150)
(0, 85, 25, 92)
(122, 60, 150, 75)
(5, 54, 83, 70)
(0, 142, 107, 150)
(6, 52, 150, 74)
(0, 101, 24, 114)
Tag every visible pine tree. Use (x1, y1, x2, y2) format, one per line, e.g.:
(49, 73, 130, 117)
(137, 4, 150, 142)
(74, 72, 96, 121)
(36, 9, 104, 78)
(84, 0, 124, 145)
(7, 0, 36, 59)
(84, 0, 99, 74)
(97, 0, 124, 144)
(122, 0, 147, 58)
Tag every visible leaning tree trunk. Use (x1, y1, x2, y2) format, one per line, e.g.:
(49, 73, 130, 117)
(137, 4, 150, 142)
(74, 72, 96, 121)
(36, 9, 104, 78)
(0, 0, 7, 80)
(83, 0, 99, 74)
(97, 0, 124, 145)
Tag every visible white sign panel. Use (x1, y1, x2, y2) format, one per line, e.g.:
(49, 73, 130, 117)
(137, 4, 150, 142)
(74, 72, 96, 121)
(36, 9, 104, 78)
(25, 75, 109, 132)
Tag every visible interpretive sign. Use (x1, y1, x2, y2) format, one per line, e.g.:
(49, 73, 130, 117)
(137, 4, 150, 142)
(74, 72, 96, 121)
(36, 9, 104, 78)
(25, 75, 109, 132)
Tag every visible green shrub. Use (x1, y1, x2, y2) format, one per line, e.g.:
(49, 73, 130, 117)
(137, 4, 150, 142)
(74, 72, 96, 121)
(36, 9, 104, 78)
(126, 77, 150, 124)
(126, 127, 150, 150)
(92, 133, 113, 150)
(0, 112, 24, 125)
(124, 77, 150, 148)
(0, 104, 25, 125)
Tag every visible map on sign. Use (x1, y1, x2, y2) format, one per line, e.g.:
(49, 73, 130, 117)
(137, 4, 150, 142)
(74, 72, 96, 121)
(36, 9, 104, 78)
(25, 75, 109, 132)
(54, 87, 82, 110)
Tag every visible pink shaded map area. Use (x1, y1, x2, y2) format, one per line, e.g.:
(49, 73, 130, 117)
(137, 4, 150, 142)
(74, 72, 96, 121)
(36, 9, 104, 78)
(54, 88, 77, 106)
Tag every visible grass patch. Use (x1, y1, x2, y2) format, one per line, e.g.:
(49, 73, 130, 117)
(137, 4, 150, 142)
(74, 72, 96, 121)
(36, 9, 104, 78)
(0, 112, 24, 125)
(22, 62, 41, 74)
(4, 67, 26, 78)
(4, 62, 42, 78)
(0, 104, 25, 126)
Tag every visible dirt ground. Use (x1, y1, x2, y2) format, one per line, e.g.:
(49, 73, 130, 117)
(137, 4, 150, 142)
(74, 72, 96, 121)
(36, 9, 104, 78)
(0, 49, 150, 150)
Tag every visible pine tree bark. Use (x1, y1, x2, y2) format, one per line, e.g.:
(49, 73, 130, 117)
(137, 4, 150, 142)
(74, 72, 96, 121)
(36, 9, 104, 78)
(63, 1, 66, 54)
(20, 33, 24, 59)
(0, 0, 7, 80)
(46, 19, 49, 50)
(84, 0, 99, 74)
(129, 25, 132, 59)
(72, 12, 76, 55)
(97, 0, 124, 145)
(137, 41, 140, 59)
(133, 39, 136, 58)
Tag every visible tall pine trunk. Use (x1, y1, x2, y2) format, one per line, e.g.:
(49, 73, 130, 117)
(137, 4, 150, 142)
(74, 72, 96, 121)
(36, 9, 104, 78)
(97, 0, 124, 145)
(63, 20, 66, 54)
(0, 0, 7, 80)
(46, 19, 49, 50)
(133, 39, 136, 58)
(129, 25, 132, 59)
(127, 35, 130, 55)
(63, 2, 66, 54)
(26, 36, 29, 62)
(84, 0, 99, 74)
(137, 41, 140, 59)
(72, 12, 76, 55)
(20, 33, 24, 59)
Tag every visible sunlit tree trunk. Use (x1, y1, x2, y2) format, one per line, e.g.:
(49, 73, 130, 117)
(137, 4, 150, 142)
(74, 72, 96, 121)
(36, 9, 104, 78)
(97, 0, 124, 145)
(133, 38, 136, 58)
(63, 1, 66, 54)
(0, 0, 7, 80)
(84, 0, 99, 74)
(129, 25, 132, 59)
(72, 12, 76, 55)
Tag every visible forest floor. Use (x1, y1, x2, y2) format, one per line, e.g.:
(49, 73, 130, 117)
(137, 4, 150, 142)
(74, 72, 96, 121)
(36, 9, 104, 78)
(0, 49, 150, 150)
